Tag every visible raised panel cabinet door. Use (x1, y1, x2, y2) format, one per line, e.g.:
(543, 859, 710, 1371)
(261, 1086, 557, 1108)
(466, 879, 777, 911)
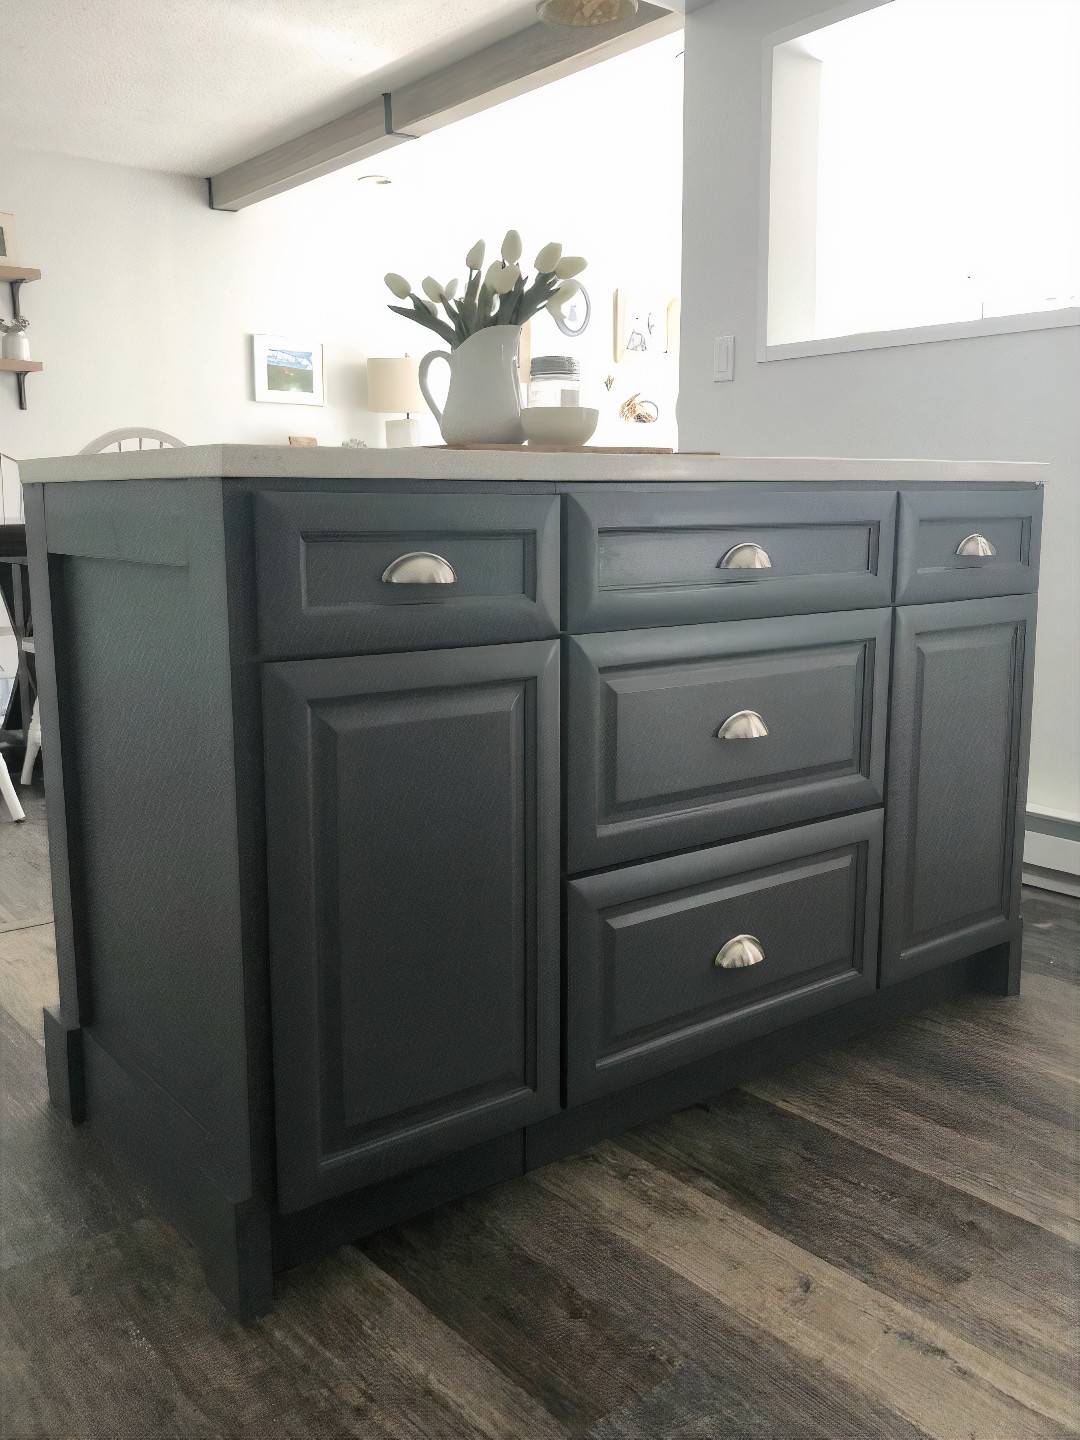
(263, 640, 560, 1211)
(881, 596, 1036, 986)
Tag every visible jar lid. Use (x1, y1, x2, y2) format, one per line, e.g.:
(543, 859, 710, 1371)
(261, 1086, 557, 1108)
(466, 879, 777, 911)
(531, 355, 580, 379)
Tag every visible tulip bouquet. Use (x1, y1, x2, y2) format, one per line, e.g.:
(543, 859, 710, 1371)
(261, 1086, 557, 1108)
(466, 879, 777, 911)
(384, 230, 587, 347)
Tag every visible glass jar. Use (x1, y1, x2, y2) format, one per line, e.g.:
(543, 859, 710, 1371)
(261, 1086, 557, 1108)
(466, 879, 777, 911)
(528, 355, 581, 408)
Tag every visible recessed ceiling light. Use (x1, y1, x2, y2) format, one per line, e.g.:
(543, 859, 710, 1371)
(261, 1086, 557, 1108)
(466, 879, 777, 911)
(357, 174, 392, 185)
(536, 0, 639, 25)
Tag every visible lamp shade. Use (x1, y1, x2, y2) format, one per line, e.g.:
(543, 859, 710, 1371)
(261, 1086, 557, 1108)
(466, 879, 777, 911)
(366, 356, 425, 414)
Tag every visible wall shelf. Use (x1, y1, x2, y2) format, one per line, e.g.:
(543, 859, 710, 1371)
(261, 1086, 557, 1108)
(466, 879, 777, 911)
(2, 266, 42, 409)
(0, 266, 42, 284)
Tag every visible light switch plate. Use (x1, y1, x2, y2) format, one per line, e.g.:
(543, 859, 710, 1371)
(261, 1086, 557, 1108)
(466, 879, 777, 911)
(713, 334, 735, 383)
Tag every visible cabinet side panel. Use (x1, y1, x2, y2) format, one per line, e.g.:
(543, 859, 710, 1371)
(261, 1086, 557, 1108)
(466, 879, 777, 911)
(41, 480, 253, 1194)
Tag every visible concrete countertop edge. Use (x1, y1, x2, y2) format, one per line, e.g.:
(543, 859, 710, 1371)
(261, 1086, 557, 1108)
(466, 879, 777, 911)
(19, 444, 1048, 486)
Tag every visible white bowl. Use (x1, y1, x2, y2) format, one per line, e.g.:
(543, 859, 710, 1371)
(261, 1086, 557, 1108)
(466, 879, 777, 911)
(520, 406, 599, 448)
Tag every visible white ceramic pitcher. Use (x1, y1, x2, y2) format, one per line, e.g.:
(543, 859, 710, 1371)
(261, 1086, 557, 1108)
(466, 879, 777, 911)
(418, 326, 525, 446)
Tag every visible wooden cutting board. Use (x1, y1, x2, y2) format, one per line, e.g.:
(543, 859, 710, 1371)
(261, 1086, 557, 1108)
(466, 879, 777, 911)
(426, 443, 675, 454)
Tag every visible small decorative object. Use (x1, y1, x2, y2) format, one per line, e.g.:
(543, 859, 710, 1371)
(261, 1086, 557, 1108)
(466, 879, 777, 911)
(528, 356, 582, 409)
(536, 0, 638, 24)
(619, 392, 659, 424)
(0, 316, 30, 361)
(614, 290, 675, 361)
(366, 356, 426, 447)
(287, 435, 317, 447)
(253, 334, 324, 406)
(341, 438, 369, 449)
(520, 406, 599, 448)
(385, 231, 588, 445)
(0, 212, 16, 263)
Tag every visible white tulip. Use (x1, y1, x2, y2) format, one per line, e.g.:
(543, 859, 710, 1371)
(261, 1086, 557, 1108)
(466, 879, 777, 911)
(421, 276, 445, 303)
(551, 279, 580, 306)
(535, 242, 562, 274)
(483, 261, 504, 290)
(555, 256, 587, 279)
(491, 262, 521, 296)
(444, 278, 460, 301)
(465, 239, 485, 270)
(501, 229, 523, 264)
(384, 272, 412, 299)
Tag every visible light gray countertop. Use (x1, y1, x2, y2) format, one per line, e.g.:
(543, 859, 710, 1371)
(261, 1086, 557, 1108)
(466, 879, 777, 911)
(20, 445, 1046, 486)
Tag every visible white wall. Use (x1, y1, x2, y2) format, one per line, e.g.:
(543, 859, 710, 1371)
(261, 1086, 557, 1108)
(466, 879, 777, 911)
(0, 30, 684, 461)
(679, 0, 1080, 837)
(0, 148, 389, 457)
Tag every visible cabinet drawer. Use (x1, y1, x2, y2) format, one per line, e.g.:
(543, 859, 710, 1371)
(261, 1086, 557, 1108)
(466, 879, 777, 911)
(566, 609, 891, 871)
(254, 491, 560, 656)
(567, 812, 882, 1101)
(564, 487, 896, 631)
(895, 488, 1041, 604)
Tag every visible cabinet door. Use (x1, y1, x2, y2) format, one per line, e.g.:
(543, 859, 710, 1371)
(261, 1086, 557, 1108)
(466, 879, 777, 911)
(881, 596, 1035, 986)
(263, 640, 560, 1211)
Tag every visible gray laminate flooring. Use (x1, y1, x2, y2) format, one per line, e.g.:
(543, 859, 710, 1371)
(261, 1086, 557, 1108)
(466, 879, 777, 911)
(2, 782, 1077, 1439)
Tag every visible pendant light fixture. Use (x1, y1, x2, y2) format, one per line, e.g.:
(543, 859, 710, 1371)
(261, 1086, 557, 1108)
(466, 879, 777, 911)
(536, 0, 639, 25)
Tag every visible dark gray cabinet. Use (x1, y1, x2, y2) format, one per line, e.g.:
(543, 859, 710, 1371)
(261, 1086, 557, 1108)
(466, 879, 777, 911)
(566, 609, 891, 870)
(563, 486, 896, 631)
(894, 489, 1040, 605)
(881, 595, 1036, 985)
(567, 811, 882, 1101)
(254, 491, 561, 657)
(262, 639, 561, 1210)
(29, 469, 1041, 1319)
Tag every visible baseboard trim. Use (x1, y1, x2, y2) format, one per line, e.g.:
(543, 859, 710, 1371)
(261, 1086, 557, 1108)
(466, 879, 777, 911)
(1022, 863, 1080, 899)
(1025, 808, 1080, 891)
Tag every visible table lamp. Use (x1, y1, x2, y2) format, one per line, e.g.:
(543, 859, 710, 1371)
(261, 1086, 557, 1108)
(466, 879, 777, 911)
(366, 356, 426, 448)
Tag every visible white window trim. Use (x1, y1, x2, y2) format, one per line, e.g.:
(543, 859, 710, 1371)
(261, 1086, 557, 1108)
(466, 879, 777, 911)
(756, 0, 1080, 363)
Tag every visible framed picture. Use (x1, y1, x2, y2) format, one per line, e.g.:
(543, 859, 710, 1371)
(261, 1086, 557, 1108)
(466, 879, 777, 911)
(252, 334, 324, 405)
(0, 213, 17, 264)
(613, 289, 676, 362)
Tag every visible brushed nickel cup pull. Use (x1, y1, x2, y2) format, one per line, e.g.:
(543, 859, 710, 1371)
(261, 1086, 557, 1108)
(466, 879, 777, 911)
(717, 709, 769, 740)
(381, 551, 457, 584)
(718, 542, 772, 570)
(956, 533, 996, 558)
(715, 934, 765, 970)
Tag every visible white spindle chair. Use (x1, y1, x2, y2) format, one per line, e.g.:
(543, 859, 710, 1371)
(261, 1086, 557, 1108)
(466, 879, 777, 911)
(79, 428, 185, 454)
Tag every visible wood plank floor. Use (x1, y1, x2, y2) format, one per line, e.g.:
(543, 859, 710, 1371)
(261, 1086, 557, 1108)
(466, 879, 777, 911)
(1, 783, 1077, 1439)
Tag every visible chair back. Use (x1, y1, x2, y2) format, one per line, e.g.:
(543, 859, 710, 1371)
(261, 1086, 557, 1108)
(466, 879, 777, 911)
(0, 453, 20, 524)
(80, 428, 185, 455)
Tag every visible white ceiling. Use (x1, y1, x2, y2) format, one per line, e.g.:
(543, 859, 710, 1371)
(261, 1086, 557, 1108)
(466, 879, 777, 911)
(0, 0, 543, 175)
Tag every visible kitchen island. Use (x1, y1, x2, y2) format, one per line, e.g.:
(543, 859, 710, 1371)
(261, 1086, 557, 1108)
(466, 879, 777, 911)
(22, 446, 1043, 1317)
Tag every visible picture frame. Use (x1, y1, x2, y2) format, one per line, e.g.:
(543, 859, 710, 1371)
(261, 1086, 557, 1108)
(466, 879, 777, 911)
(252, 333, 325, 406)
(613, 289, 676, 362)
(0, 212, 17, 264)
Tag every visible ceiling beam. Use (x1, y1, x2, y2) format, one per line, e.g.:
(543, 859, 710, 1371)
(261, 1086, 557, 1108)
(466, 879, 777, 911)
(208, 4, 680, 211)
(208, 97, 409, 211)
(389, 3, 681, 139)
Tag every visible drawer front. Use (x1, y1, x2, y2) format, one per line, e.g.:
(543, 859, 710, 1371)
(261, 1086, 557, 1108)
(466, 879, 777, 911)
(566, 609, 891, 871)
(567, 811, 882, 1101)
(895, 488, 1041, 604)
(254, 491, 560, 656)
(564, 487, 896, 631)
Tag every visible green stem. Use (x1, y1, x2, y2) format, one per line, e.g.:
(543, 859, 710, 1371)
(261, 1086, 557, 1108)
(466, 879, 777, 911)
(387, 302, 457, 346)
